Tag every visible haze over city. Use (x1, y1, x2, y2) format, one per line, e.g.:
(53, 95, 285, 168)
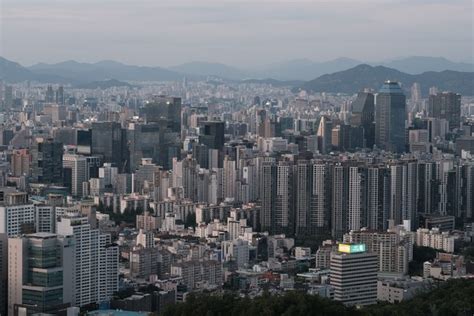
(0, 1, 473, 316)
(1, 0, 472, 67)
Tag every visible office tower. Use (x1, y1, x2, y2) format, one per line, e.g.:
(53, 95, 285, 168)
(10, 149, 31, 177)
(31, 137, 64, 184)
(317, 116, 332, 154)
(411, 82, 421, 104)
(57, 214, 119, 307)
(45, 85, 55, 103)
(0, 128, 14, 146)
(428, 92, 461, 130)
(77, 129, 92, 155)
(4, 85, 13, 109)
(63, 154, 88, 197)
(199, 121, 225, 150)
(134, 158, 160, 194)
(91, 122, 129, 172)
(128, 120, 180, 171)
(56, 86, 64, 105)
(8, 233, 74, 315)
(43, 104, 67, 123)
(0, 192, 35, 237)
(0, 233, 6, 316)
(330, 243, 377, 306)
(460, 164, 473, 219)
(141, 96, 182, 133)
(335, 124, 364, 151)
(375, 81, 406, 153)
(350, 92, 375, 148)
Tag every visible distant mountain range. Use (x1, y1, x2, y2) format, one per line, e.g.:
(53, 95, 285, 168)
(1, 56, 473, 95)
(75, 79, 133, 89)
(300, 64, 474, 96)
(28, 59, 182, 83)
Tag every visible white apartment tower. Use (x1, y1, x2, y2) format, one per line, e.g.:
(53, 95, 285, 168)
(56, 214, 118, 307)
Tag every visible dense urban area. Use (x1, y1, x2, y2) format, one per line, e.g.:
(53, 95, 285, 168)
(0, 68, 473, 316)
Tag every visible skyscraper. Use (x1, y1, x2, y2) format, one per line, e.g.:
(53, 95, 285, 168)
(428, 92, 461, 130)
(31, 137, 64, 184)
(4, 85, 13, 110)
(141, 96, 182, 133)
(317, 116, 332, 154)
(91, 122, 129, 172)
(375, 81, 406, 153)
(199, 121, 225, 150)
(350, 92, 375, 148)
(55, 86, 64, 105)
(45, 85, 55, 103)
(63, 154, 88, 197)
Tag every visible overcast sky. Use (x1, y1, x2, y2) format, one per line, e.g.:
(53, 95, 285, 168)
(0, 0, 472, 67)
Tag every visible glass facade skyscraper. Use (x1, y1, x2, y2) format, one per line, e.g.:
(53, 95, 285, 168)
(375, 81, 406, 153)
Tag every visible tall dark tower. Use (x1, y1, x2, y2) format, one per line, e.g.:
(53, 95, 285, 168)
(428, 92, 461, 130)
(56, 86, 64, 105)
(45, 85, 55, 103)
(31, 137, 64, 184)
(91, 122, 130, 172)
(141, 96, 182, 133)
(375, 81, 406, 153)
(199, 121, 225, 150)
(350, 92, 375, 148)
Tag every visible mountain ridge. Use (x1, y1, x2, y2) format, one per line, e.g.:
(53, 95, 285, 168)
(300, 64, 474, 96)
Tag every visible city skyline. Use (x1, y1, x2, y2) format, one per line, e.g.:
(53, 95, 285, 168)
(1, 0, 472, 67)
(0, 0, 473, 314)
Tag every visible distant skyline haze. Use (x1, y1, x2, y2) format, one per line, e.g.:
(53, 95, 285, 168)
(0, 0, 472, 67)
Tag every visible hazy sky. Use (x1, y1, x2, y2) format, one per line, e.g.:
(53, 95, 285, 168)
(0, 0, 472, 67)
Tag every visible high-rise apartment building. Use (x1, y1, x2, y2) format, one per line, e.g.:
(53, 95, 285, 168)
(56, 214, 118, 307)
(0, 192, 35, 237)
(344, 229, 412, 275)
(375, 81, 406, 153)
